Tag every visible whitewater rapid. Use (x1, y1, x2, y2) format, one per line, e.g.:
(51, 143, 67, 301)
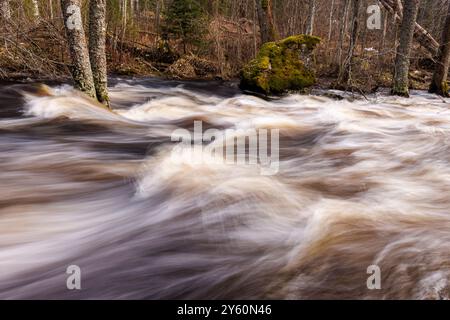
(0, 79, 449, 299)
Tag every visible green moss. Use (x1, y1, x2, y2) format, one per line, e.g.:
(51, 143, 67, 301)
(240, 35, 321, 95)
(442, 81, 449, 97)
(391, 84, 410, 98)
(280, 35, 321, 50)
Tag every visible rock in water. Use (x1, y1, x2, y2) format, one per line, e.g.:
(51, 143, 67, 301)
(240, 35, 321, 95)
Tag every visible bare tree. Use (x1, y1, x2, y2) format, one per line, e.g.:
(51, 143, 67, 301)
(327, 0, 335, 42)
(429, 1, 450, 97)
(256, 0, 278, 44)
(32, 0, 40, 18)
(49, 0, 54, 20)
(155, 0, 162, 36)
(121, 0, 127, 41)
(305, 0, 316, 35)
(392, 0, 420, 97)
(338, 0, 360, 86)
(380, 0, 439, 56)
(121, 0, 127, 23)
(60, 0, 96, 98)
(0, 0, 11, 20)
(89, 0, 109, 106)
(336, 0, 351, 65)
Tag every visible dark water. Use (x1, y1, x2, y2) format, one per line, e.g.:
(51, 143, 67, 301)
(0, 78, 449, 299)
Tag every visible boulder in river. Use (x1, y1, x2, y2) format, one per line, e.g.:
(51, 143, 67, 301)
(240, 35, 321, 95)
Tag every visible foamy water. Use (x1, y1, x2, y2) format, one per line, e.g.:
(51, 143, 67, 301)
(0, 79, 449, 299)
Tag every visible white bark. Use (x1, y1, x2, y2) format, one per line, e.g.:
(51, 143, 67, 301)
(306, 0, 316, 35)
(0, 0, 11, 20)
(49, 0, 53, 19)
(60, 0, 96, 98)
(89, 0, 109, 106)
(32, 0, 40, 18)
(327, 0, 335, 42)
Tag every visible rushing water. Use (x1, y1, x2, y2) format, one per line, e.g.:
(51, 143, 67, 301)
(0, 78, 449, 299)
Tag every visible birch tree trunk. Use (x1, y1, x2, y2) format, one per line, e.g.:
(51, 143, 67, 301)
(378, 10, 388, 71)
(327, 0, 335, 42)
(122, 0, 127, 24)
(49, 0, 54, 20)
(0, 0, 10, 20)
(392, 0, 420, 97)
(305, 0, 316, 35)
(61, 0, 96, 98)
(256, 0, 278, 44)
(32, 0, 40, 18)
(89, 0, 109, 106)
(121, 0, 127, 38)
(429, 1, 450, 97)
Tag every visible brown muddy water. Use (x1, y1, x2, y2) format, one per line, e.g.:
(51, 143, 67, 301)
(0, 78, 449, 299)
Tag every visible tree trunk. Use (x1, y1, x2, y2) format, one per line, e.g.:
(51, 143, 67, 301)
(89, 0, 109, 107)
(327, 0, 335, 42)
(429, 1, 450, 97)
(120, 0, 127, 61)
(210, 0, 224, 76)
(0, 0, 10, 20)
(122, 0, 127, 22)
(336, 0, 351, 65)
(380, 0, 439, 56)
(61, 0, 96, 98)
(256, 0, 278, 44)
(338, 0, 360, 86)
(392, 0, 420, 97)
(49, 0, 54, 20)
(378, 9, 389, 72)
(134, 0, 139, 18)
(32, 0, 40, 18)
(305, 0, 316, 35)
(253, 0, 258, 56)
(155, 0, 162, 35)
(419, 0, 434, 30)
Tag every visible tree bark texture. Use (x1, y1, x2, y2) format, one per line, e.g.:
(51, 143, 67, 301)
(256, 0, 278, 44)
(429, 1, 450, 97)
(61, 0, 96, 98)
(89, 0, 110, 106)
(392, 0, 420, 97)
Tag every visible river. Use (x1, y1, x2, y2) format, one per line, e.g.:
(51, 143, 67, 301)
(0, 78, 449, 299)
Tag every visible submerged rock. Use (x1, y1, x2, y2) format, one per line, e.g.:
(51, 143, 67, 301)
(240, 35, 321, 95)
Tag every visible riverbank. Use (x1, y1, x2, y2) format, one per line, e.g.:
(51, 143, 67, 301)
(0, 63, 433, 96)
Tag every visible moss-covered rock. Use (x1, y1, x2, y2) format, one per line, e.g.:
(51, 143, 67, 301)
(240, 35, 321, 95)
